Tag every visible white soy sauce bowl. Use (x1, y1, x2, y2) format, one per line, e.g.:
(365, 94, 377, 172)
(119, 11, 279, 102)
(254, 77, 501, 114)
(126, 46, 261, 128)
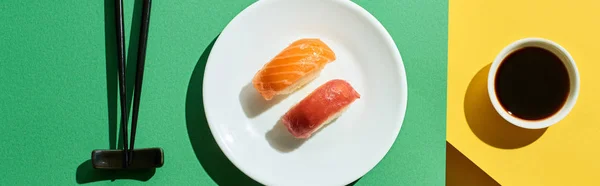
(487, 38, 580, 129)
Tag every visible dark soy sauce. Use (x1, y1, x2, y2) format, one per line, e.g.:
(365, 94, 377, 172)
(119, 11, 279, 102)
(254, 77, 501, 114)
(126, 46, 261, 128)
(495, 46, 570, 121)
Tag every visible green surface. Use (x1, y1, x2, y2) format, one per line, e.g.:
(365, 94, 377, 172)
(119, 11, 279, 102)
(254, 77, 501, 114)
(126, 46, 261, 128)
(0, 0, 447, 185)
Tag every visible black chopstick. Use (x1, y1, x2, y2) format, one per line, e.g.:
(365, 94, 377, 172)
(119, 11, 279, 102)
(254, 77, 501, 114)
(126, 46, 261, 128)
(114, 0, 129, 167)
(128, 0, 152, 165)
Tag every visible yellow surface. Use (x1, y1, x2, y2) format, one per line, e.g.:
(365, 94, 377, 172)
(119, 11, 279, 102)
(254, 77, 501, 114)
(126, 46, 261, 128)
(448, 0, 600, 185)
(446, 142, 500, 186)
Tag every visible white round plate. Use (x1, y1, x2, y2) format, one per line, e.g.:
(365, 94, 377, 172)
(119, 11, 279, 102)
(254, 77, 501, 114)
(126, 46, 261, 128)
(202, 0, 407, 185)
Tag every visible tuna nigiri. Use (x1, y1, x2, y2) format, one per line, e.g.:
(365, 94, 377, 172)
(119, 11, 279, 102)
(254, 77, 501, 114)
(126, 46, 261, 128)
(281, 79, 360, 139)
(252, 38, 336, 100)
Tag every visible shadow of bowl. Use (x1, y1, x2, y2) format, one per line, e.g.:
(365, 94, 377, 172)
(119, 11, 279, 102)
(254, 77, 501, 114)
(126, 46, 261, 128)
(464, 64, 547, 149)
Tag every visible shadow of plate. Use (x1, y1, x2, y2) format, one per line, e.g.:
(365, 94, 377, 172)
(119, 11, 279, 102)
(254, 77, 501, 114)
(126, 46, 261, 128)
(185, 35, 263, 186)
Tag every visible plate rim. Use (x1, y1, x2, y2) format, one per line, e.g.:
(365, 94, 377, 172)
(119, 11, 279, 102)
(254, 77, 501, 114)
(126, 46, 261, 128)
(202, 0, 409, 185)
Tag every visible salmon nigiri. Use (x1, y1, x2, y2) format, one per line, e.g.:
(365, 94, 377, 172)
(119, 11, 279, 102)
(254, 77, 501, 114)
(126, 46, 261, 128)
(252, 38, 336, 100)
(282, 79, 360, 138)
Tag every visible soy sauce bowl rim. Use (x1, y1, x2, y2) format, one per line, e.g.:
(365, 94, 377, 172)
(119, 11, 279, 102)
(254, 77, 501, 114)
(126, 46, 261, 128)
(487, 37, 580, 129)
